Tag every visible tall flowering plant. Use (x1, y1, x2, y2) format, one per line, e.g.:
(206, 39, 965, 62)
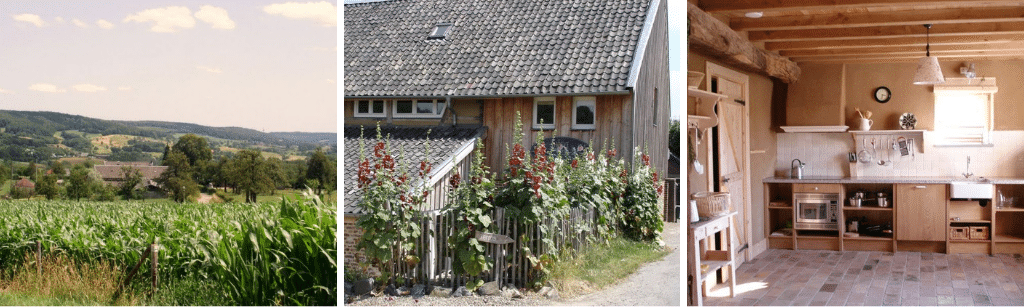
(564, 142, 626, 242)
(354, 126, 431, 283)
(443, 139, 495, 290)
(619, 147, 665, 242)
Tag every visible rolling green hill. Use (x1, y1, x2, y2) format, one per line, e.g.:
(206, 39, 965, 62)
(0, 110, 336, 163)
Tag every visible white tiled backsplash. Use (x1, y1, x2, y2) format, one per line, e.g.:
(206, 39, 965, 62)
(775, 131, 1024, 178)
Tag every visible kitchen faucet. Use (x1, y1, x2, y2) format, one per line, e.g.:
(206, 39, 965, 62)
(963, 156, 974, 179)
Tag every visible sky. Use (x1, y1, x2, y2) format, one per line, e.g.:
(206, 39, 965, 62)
(667, 0, 685, 123)
(0, 1, 338, 133)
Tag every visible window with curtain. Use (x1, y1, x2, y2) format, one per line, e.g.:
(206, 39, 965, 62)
(933, 78, 996, 146)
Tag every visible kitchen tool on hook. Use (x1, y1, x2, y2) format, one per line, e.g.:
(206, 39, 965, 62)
(897, 137, 909, 156)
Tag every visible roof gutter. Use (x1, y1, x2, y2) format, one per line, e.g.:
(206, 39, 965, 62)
(343, 90, 631, 100)
(626, 0, 659, 89)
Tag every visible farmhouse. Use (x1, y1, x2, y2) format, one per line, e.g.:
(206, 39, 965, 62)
(343, 0, 670, 274)
(94, 161, 168, 189)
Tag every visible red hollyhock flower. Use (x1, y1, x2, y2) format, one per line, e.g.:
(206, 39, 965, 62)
(374, 142, 385, 158)
(449, 173, 461, 188)
(571, 159, 578, 168)
(607, 149, 617, 157)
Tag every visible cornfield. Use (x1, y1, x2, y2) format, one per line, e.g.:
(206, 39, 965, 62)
(0, 193, 336, 306)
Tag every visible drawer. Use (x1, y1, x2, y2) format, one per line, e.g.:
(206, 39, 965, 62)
(793, 183, 842, 194)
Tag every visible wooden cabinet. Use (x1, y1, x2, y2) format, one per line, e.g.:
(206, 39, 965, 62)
(793, 183, 842, 194)
(896, 184, 947, 241)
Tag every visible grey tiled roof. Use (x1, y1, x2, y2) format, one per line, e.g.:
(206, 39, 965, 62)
(343, 125, 484, 215)
(344, 0, 650, 97)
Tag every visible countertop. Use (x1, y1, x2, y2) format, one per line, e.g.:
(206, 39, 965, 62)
(763, 176, 1024, 185)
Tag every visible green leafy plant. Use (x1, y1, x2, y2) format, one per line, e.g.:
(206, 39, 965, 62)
(443, 139, 494, 290)
(354, 125, 429, 285)
(619, 147, 665, 242)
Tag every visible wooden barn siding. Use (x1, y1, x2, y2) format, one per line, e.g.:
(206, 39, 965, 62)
(631, 0, 671, 181)
(482, 95, 629, 174)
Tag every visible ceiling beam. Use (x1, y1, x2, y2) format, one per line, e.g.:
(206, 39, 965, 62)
(791, 56, 1024, 63)
(779, 42, 1024, 57)
(731, 7, 1024, 31)
(687, 2, 801, 83)
(789, 51, 1024, 62)
(749, 21, 1024, 42)
(765, 34, 1024, 50)
(701, 0, 1024, 14)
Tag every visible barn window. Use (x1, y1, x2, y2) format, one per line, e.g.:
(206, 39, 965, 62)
(572, 96, 596, 130)
(533, 97, 556, 130)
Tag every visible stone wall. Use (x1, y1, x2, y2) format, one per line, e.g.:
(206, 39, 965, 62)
(344, 215, 380, 277)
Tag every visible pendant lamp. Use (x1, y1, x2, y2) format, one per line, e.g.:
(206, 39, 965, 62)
(913, 24, 944, 85)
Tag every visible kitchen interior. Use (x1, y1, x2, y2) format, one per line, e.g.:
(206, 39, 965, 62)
(687, 1, 1024, 306)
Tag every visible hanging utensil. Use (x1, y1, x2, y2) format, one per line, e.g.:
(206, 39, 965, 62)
(897, 137, 910, 156)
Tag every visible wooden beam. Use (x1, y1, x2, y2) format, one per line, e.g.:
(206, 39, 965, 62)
(795, 55, 1024, 63)
(731, 7, 1024, 31)
(779, 42, 1024, 57)
(749, 21, 1024, 42)
(765, 34, 1024, 50)
(790, 50, 1024, 62)
(701, 0, 1024, 14)
(687, 2, 800, 83)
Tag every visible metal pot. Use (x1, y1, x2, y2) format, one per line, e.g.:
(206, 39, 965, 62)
(877, 197, 889, 208)
(853, 192, 865, 199)
(849, 197, 862, 207)
(791, 159, 805, 179)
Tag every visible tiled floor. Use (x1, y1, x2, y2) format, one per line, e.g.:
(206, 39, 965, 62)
(702, 249, 1024, 306)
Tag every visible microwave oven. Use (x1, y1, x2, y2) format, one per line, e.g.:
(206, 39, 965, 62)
(794, 193, 840, 231)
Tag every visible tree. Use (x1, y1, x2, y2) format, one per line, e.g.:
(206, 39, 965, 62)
(36, 174, 59, 200)
(171, 134, 212, 167)
(161, 145, 170, 163)
(305, 148, 335, 196)
(669, 120, 680, 159)
(158, 151, 199, 203)
(227, 149, 278, 203)
(0, 163, 8, 188)
(119, 166, 143, 200)
(50, 161, 66, 179)
(67, 164, 93, 201)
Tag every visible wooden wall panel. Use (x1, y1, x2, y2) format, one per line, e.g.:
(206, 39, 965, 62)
(631, 0, 672, 180)
(482, 95, 630, 174)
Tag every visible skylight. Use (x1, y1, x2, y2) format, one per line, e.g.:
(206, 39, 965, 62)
(428, 23, 452, 39)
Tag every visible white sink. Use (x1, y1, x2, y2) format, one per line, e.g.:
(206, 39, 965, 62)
(950, 180, 994, 199)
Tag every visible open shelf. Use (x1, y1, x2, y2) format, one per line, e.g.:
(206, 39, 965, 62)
(844, 234, 893, 241)
(996, 207, 1024, 212)
(844, 206, 893, 211)
(993, 233, 1024, 243)
(949, 239, 991, 243)
(949, 220, 991, 224)
(769, 206, 792, 210)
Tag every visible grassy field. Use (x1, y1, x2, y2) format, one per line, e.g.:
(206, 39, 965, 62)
(0, 195, 337, 305)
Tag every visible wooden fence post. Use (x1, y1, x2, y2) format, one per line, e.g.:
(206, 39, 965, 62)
(151, 243, 158, 289)
(36, 240, 42, 275)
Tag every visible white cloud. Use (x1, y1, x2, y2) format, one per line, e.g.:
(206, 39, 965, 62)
(325, 79, 335, 84)
(28, 83, 65, 93)
(72, 19, 89, 28)
(96, 19, 114, 29)
(118, 86, 132, 91)
(123, 6, 195, 33)
(73, 84, 107, 92)
(194, 5, 235, 30)
(54, 17, 65, 24)
(0, 88, 12, 94)
(13, 14, 46, 27)
(197, 66, 222, 74)
(263, 2, 337, 27)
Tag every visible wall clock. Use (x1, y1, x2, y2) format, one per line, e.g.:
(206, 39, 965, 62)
(874, 86, 891, 103)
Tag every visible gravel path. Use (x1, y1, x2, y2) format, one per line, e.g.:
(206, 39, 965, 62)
(347, 222, 681, 306)
(556, 222, 681, 306)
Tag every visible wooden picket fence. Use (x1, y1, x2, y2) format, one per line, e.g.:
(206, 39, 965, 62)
(389, 206, 600, 289)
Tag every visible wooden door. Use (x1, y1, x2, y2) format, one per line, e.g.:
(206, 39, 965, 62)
(896, 184, 947, 241)
(707, 62, 752, 263)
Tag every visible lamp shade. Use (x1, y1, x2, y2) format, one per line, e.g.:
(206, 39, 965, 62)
(913, 56, 945, 85)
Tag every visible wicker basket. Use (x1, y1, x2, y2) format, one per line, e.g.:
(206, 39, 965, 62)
(950, 227, 969, 240)
(692, 192, 731, 218)
(970, 226, 990, 240)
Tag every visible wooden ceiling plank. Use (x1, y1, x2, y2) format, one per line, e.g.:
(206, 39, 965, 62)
(794, 56, 1024, 64)
(731, 7, 1024, 31)
(701, 0, 1024, 14)
(766, 34, 1024, 50)
(789, 51, 1024, 62)
(749, 21, 1024, 42)
(779, 42, 1024, 57)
